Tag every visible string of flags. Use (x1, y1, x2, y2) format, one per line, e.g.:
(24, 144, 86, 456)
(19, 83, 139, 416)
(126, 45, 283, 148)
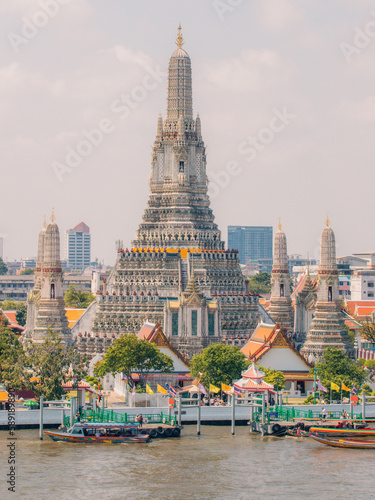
(317, 380, 356, 393)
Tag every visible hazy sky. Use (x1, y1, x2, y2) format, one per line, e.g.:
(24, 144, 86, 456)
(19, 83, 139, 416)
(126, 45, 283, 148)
(1, 0, 375, 265)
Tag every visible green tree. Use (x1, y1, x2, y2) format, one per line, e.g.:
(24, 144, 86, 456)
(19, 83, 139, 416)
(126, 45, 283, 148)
(64, 286, 96, 308)
(85, 376, 101, 390)
(312, 347, 367, 402)
(344, 325, 355, 346)
(25, 331, 86, 401)
(259, 366, 286, 390)
(365, 359, 375, 369)
(362, 383, 373, 396)
(20, 268, 34, 275)
(0, 258, 7, 275)
(360, 320, 375, 343)
(0, 320, 25, 389)
(15, 303, 27, 327)
(190, 343, 248, 388)
(246, 272, 271, 294)
(94, 334, 173, 388)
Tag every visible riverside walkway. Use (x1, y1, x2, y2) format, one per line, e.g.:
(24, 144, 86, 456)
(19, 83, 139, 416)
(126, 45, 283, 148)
(2, 403, 373, 429)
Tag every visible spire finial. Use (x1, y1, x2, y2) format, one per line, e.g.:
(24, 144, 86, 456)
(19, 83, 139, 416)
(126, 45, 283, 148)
(176, 24, 184, 49)
(307, 251, 310, 275)
(51, 207, 56, 224)
(278, 218, 282, 231)
(43, 215, 47, 229)
(326, 213, 329, 227)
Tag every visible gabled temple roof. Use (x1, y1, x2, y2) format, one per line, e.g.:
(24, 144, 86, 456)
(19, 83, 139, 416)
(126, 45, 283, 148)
(291, 272, 317, 299)
(137, 322, 190, 369)
(346, 300, 375, 317)
(241, 322, 312, 370)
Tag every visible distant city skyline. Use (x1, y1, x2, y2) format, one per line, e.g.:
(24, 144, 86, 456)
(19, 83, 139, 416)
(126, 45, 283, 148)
(2, 1, 375, 264)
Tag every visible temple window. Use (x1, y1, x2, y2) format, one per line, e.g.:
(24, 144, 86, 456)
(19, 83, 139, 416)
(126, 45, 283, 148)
(50, 283, 55, 299)
(328, 286, 333, 302)
(208, 314, 215, 335)
(172, 313, 179, 336)
(191, 310, 197, 336)
(280, 284, 284, 297)
(179, 161, 184, 172)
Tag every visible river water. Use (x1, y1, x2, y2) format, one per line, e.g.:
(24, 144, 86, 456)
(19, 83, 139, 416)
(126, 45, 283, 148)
(1, 426, 374, 500)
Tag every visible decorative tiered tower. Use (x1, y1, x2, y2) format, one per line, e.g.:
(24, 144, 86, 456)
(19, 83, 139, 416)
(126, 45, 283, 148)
(132, 25, 222, 250)
(24, 211, 72, 344)
(78, 27, 260, 358)
(268, 222, 294, 332)
(301, 219, 353, 360)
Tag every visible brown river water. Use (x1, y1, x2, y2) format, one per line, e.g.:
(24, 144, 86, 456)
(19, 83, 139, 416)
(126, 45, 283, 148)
(1, 426, 374, 500)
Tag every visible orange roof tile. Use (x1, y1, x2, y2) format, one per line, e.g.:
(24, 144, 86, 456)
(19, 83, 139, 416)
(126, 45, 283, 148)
(346, 300, 375, 316)
(137, 322, 157, 340)
(65, 308, 86, 328)
(356, 306, 375, 316)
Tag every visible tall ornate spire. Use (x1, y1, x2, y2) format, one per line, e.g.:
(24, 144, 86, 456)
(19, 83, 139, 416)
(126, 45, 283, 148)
(268, 223, 293, 331)
(301, 223, 353, 360)
(26, 213, 72, 344)
(132, 27, 222, 251)
(165, 27, 193, 122)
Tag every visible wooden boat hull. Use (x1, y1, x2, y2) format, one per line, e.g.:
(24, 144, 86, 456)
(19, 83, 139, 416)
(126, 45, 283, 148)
(309, 426, 375, 438)
(310, 434, 375, 449)
(44, 430, 150, 443)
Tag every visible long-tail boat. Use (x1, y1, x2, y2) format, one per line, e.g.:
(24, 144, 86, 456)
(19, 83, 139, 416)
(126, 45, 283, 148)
(44, 422, 150, 443)
(310, 433, 375, 449)
(309, 426, 375, 438)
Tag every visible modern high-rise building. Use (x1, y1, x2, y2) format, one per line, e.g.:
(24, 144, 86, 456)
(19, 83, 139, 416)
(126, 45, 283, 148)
(66, 222, 91, 271)
(228, 226, 273, 266)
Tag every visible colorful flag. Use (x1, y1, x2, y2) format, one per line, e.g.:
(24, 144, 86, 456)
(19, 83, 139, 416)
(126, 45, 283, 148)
(331, 382, 340, 391)
(233, 385, 243, 395)
(209, 384, 220, 394)
(198, 383, 207, 396)
(145, 384, 154, 395)
(169, 385, 177, 397)
(157, 384, 168, 394)
(352, 383, 358, 394)
(317, 380, 327, 393)
(131, 385, 136, 396)
(221, 383, 232, 393)
(342, 382, 350, 392)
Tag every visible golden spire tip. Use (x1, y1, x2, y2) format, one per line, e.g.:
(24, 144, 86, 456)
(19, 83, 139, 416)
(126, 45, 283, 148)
(326, 213, 329, 227)
(278, 217, 282, 231)
(176, 24, 184, 49)
(43, 215, 47, 229)
(51, 207, 56, 224)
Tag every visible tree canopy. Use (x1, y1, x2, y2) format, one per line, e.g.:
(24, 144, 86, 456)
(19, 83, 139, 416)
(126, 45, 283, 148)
(312, 347, 367, 402)
(15, 303, 27, 327)
(20, 268, 34, 275)
(246, 272, 271, 294)
(190, 343, 248, 387)
(0, 258, 7, 275)
(360, 320, 375, 343)
(64, 286, 96, 308)
(259, 366, 286, 390)
(24, 331, 87, 401)
(94, 334, 173, 388)
(0, 322, 25, 389)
